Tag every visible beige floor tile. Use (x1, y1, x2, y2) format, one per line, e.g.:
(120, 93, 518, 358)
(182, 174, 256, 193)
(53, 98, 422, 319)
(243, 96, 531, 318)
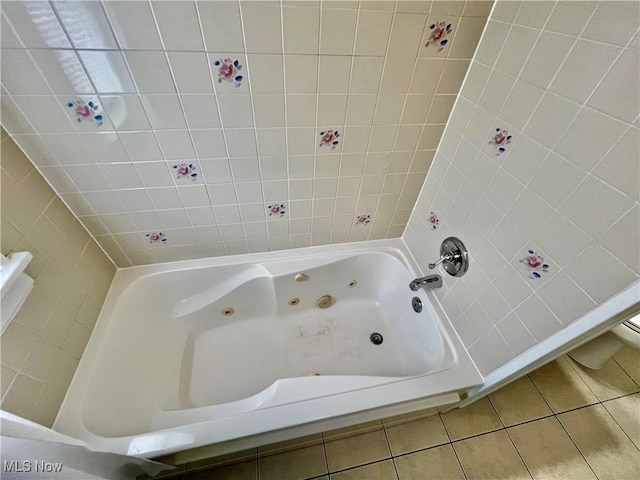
(440, 397, 503, 441)
(330, 460, 398, 480)
(394, 444, 465, 480)
(259, 444, 327, 480)
(558, 404, 640, 480)
(186, 459, 257, 480)
(453, 430, 531, 480)
(489, 375, 553, 427)
(324, 429, 391, 472)
(613, 346, 640, 386)
(569, 356, 640, 401)
(508, 417, 596, 480)
(603, 393, 640, 449)
(529, 357, 599, 413)
(385, 414, 449, 455)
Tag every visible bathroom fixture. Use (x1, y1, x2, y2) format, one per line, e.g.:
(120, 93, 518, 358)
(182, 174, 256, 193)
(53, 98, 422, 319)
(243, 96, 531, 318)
(428, 237, 469, 277)
(412, 297, 423, 313)
(54, 242, 482, 457)
(294, 273, 308, 282)
(568, 310, 640, 369)
(369, 332, 384, 345)
(1, 252, 34, 335)
(409, 274, 442, 291)
(316, 294, 334, 309)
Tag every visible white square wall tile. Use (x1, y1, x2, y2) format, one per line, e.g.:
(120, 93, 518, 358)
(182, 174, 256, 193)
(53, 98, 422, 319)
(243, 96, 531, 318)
(565, 243, 638, 304)
(167, 52, 214, 94)
(559, 174, 635, 239)
(198, 1, 244, 53)
(519, 32, 573, 90)
(537, 271, 597, 325)
(119, 132, 163, 161)
(155, 130, 195, 160)
(2, 50, 50, 95)
(351, 56, 385, 94)
(53, 0, 117, 49)
(253, 95, 285, 127)
(225, 129, 257, 157)
(515, 295, 563, 342)
(102, 1, 163, 50)
(2, 1, 71, 48)
(283, 6, 320, 54)
(141, 95, 187, 130)
(79, 50, 136, 94)
(556, 107, 627, 172)
(151, 1, 204, 51)
(320, 8, 358, 55)
(190, 129, 227, 158)
(80, 132, 129, 164)
(588, 49, 640, 124)
(181, 94, 221, 129)
(581, 1, 640, 47)
(217, 95, 254, 128)
(528, 152, 586, 209)
(532, 212, 592, 268)
(124, 51, 176, 94)
(29, 50, 94, 95)
(354, 10, 393, 56)
(549, 39, 620, 104)
(525, 92, 580, 149)
(284, 55, 318, 94)
(247, 55, 284, 94)
(134, 162, 174, 188)
(240, 2, 282, 54)
(100, 95, 150, 132)
(600, 205, 639, 275)
(592, 127, 639, 201)
(387, 13, 426, 57)
(468, 328, 514, 375)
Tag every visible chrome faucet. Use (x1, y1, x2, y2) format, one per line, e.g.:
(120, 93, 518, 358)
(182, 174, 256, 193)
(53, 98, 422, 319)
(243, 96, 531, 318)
(409, 274, 442, 291)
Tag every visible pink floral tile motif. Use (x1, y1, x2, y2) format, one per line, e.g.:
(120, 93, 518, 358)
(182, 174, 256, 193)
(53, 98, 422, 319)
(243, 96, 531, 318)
(425, 21, 453, 51)
(268, 203, 286, 218)
(519, 249, 549, 279)
(427, 211, 439, 230)
(489, 128, 512, 155)
(173, 162, 197, 181)
(66, 99, 103, 126)
(319, 129, 340, 149)
(213, 58, 243, 87)
(146, 232, 167, 244)
(355, 214, 371, 226)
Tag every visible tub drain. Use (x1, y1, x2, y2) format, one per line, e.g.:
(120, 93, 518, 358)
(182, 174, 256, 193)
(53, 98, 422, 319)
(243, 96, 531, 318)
(370, 332, 383, 345)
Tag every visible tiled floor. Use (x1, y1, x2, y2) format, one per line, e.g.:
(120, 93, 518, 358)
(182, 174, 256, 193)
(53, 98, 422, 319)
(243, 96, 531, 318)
(154, 347, 640, 480)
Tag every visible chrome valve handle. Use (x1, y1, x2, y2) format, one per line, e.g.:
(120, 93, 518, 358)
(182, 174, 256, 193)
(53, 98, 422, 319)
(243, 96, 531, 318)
(427, 237, 469, 277)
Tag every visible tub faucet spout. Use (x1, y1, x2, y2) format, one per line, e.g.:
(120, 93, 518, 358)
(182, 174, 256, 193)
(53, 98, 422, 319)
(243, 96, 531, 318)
(409, 274, 442, 291)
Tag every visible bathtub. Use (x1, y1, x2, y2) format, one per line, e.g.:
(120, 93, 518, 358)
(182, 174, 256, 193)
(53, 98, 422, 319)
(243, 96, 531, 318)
(54, 239, 483, 457)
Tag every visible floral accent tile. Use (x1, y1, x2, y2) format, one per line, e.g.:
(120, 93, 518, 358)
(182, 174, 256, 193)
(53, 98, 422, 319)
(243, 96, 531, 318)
(355, 214, 371, 226)
(214, 58, 243, 87)
(427, 211, 439, 230)
(520, 249, 549, 279)
(267, 203, 286, 218)
(66, 99, 104, 126)
(319, 129, 340, 149)
(489, 128, 512, 155)
(146, 232, 167, 244)
(425, 21, 453, 51)
(173, 162, 198, 181)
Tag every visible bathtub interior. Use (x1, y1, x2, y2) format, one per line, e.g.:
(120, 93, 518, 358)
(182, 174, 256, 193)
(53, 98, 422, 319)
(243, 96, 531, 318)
(78, 252, 450, 438)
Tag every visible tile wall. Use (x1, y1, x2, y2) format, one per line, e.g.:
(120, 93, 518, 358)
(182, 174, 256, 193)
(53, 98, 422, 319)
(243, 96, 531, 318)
(1, 130, 117, 426)
(404, 0, 640, 375)
(1, 0, 492, 266)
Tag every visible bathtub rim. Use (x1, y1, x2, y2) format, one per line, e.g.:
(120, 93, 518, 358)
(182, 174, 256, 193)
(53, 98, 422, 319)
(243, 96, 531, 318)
(53, 238, 484, 457)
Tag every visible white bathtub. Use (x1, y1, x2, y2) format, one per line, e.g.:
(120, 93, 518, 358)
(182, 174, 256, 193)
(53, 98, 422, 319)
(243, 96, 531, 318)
(54, 239, 482, 457)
